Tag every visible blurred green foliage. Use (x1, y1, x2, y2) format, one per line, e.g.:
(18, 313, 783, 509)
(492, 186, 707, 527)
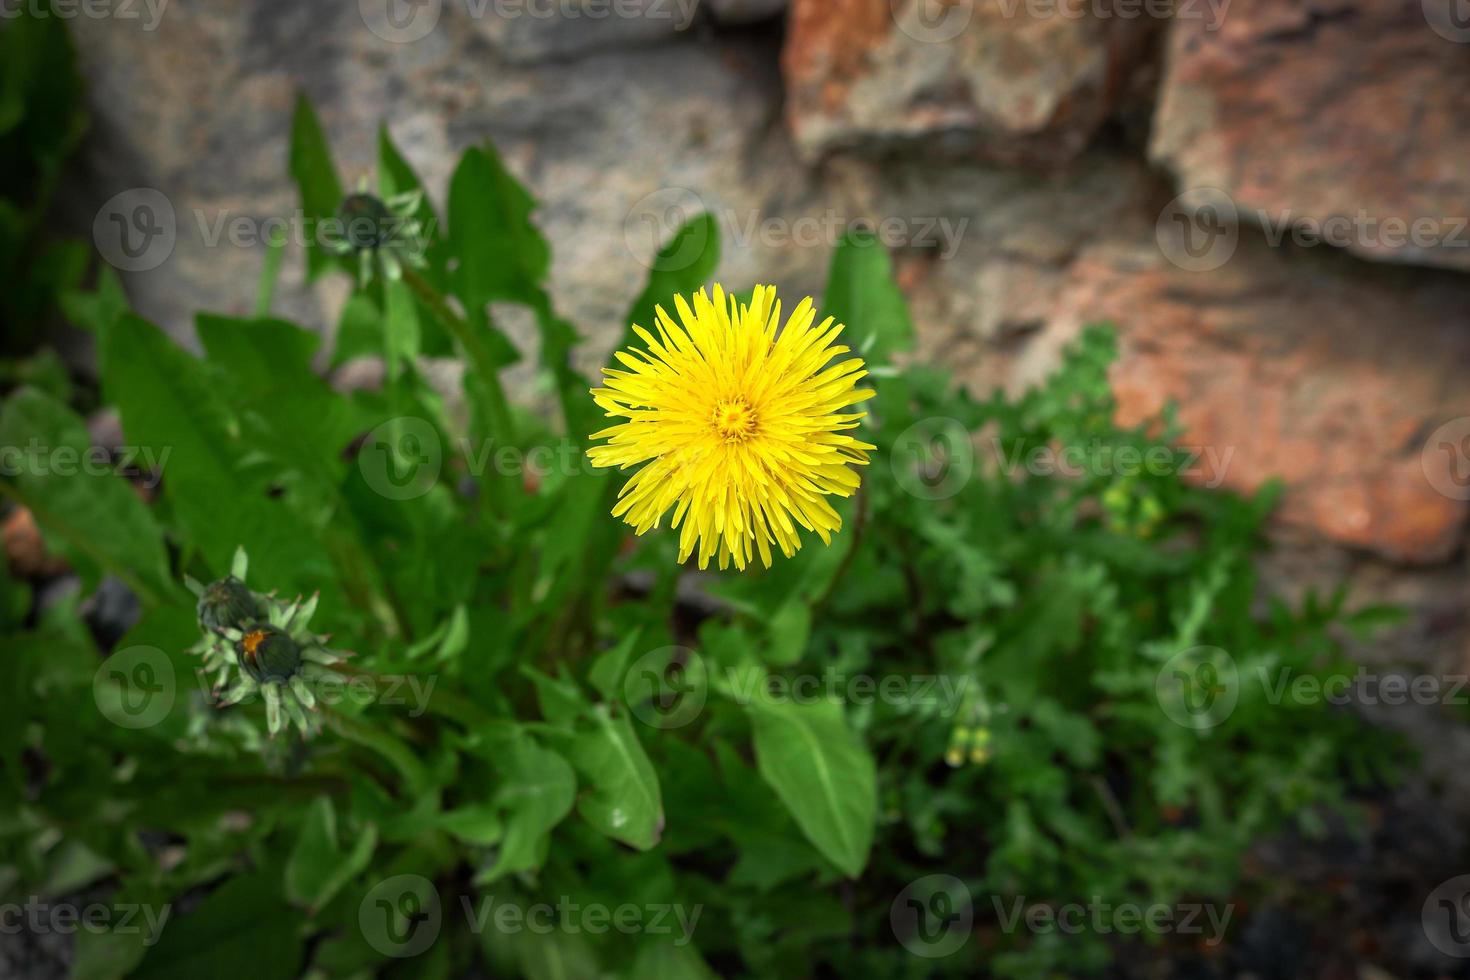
(0, 0, 89, 354)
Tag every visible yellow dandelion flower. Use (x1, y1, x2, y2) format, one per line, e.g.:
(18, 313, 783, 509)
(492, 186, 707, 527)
(587, 284, 876, 571)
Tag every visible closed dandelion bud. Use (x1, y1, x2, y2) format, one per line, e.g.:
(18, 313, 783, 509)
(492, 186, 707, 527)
(945, 747, 965, 768)
(338, 193, 396, 251)
(198, 577, 260, 633)
(236, 626, 303, 684)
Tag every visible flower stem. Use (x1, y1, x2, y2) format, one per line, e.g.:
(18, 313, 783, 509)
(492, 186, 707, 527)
(399, 266, 516, 451)
(812, 487, 868, 611)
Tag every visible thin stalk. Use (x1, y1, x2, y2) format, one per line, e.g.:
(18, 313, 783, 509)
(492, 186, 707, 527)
(402, 264, 517, 517)
(811, 488, 869, 611)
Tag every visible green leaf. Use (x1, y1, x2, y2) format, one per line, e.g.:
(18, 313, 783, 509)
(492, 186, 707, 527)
(0, 386, 173, 604)
(448, 144, 550, 313)
(71, 879, 169, 980)
(445, 143, 591, 436)
(763, 601, 810, 667)
(59, 264, 129, 336)
(288, 93, 343, 282)
(632, 940, 720, 980)
(618, 213, 721, 357)
(437, 805, 503, 846)
(508, 929, 600, 980)
(284, 796, 378, 911)
(195, 313, 363, 490)
(331, 291, 384, 367)
(588, 630, 641, 702)
(133, 869, 301, 980)
(566, 706, 664, 850)
(823, 229, 913, 368)
(746, 699, 876, 877)
(102, 314, 334, 593)
(383, 276, 422, 376)
(477, 733, 576, 883)
(523, 666, 590, 728)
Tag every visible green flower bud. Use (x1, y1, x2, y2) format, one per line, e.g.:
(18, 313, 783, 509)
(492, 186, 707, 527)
(236, 626, 303, 683)
(338, 193, 397, 251)
(198, 577, 260, 633)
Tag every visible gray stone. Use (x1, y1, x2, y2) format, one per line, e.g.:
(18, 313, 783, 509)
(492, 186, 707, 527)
(65, 3, 823, 382)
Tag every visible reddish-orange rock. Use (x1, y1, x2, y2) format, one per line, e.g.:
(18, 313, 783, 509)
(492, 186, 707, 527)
(783, 0, 1157, 165)
(3, 506, 70, 580)
(1049, 233, 1470, 563)
(1152, 0, 1470, 271)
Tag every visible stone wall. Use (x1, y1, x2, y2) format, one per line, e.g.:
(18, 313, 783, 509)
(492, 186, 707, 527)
(65, 0, 1470, 676)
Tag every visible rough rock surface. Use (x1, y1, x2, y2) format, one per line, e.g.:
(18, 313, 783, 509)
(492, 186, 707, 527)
(1151, 0, 1470, 272)
(835, 151, 1470, 564)
(65, 0, 823, 376)
(1052, 231, 1470, 564)
(58, 1, 1470, 573)
(783, 0, 1158, 165)
(462, 0, 700, 63)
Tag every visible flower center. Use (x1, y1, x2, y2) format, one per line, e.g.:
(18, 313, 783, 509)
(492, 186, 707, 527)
(712, 398, 757, 442)
(241, 628, 269, 664)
